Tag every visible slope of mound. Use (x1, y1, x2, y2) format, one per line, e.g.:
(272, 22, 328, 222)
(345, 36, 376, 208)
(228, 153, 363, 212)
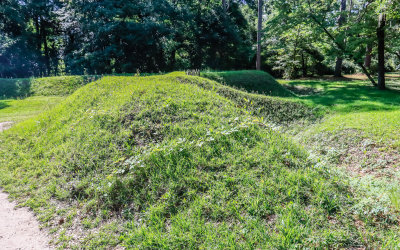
(175, 72, 319, 123)
(0, 75, 100, 99)
(0, 74, 396, 248)
(201, 70, 294, 97)
(30, 75, 100, 96)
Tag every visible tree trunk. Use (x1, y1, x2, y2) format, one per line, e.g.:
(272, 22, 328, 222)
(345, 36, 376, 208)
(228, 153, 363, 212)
(222, 0, 227, 12)
(42, 22, 50, 76)
(334, 58, 343, 77)
(334, 0, 347, 77)
(364, 44, 372, 68)
(301, 51, 307, 77)
(256, 0, 263, 70)
(34, 16, 44, 77)
(377, 13, 385, 90)
(308, 14, 377, 86)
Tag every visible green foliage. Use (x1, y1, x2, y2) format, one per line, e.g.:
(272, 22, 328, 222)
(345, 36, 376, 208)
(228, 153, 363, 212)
(1, 74, 391, 248)
(0, 78, 31, 98)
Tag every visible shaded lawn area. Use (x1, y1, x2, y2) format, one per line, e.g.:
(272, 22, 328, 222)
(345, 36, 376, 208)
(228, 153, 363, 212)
(0, 96, 64, 123)
(279, 78, 400, 148)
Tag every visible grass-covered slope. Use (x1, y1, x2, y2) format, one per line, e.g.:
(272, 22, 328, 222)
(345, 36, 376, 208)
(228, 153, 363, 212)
(0, 74, 398, 248)
(30, 75, 100, 96)
(0, 75, 100, 99)
(201, 70, 294, 97)
(178, 72, 319, 123)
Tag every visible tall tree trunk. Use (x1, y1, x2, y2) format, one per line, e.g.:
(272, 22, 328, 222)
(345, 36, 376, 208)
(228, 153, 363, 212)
(377, 13, 385, 90)
(301, 51, 307, 77)
(364, 44, 372, 68)
(308, 13, 377, 86)
(42, 22, 50, 76)
(256, 0, 263, 70)
(334, 0, 347, 77)
(34, 16, 44, 77)
(222, 0, 227, 12)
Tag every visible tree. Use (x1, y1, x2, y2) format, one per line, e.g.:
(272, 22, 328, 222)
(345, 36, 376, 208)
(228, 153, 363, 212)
(334, 0, 347, 77)
(377, 12, 385, 89)
(256, 0, 263, 70)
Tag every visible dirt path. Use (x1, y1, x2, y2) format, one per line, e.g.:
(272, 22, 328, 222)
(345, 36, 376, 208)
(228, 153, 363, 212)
(0, 122, 53, 249)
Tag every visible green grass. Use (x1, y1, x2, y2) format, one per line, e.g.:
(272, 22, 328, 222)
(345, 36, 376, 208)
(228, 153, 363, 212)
(280, 79, 400, 148)
(280, 77, 400, 237)
(177, 72, 319, 124)
(30, 75, 101, 96)
(201, 70, 295, 97)
(2, 73, 398, 248)
(0, 96, 65, 122)
(0, 75, 100, 99)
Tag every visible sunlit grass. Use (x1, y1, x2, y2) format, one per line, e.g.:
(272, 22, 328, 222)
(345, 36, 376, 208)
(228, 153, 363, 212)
(280, 78, 400, 148)
(2, 73, 398, 248)
(0, 96, 64, 123)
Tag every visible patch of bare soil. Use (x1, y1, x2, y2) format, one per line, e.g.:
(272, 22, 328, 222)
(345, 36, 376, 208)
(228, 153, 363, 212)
(0, 122, 53, 249)
(0, 191, 52, 250)
(0, 122, 13, 132)
(303, 129, 400, 180)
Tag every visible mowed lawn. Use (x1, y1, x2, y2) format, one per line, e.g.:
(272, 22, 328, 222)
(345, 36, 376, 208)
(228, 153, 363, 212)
(280, 77, 400, 149)
(0, 96, 64, 123)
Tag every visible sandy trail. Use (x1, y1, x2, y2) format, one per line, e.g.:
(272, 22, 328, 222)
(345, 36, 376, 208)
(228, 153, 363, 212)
(0, 122, 53, 250)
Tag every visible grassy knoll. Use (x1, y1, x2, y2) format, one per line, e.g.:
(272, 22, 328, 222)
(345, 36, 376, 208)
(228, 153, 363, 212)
(2, 73, 398, 248)
(0, 75, 100, 99)
(201, 70, 295, 97)
(30, 75, 100, 96)
(176, 72, 319, 124)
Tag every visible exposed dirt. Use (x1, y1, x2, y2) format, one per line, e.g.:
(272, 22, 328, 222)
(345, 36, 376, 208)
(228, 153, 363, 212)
(0, 191, 52, 250)
(0, 122, 53, 249)
(0, 122, 13, 132)
(302, 129, 400, 180)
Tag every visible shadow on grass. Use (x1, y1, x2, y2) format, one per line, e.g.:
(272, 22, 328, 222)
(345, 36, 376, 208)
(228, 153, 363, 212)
(286, 80, 400, 112)
(0, 101, 10, 110)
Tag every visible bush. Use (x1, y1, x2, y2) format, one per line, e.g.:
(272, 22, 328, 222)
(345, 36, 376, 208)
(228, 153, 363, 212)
(0, 78, 31, 99)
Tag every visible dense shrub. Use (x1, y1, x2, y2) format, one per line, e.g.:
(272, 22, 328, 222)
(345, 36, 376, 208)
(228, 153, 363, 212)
(0, 78, 31, 99)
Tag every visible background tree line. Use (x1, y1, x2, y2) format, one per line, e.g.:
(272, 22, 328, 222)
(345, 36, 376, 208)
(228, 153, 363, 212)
(1, 0, 399, 85)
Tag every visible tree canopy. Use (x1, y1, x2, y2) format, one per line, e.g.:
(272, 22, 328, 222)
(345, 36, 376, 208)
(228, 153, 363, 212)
(1, 0, 399, 81)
